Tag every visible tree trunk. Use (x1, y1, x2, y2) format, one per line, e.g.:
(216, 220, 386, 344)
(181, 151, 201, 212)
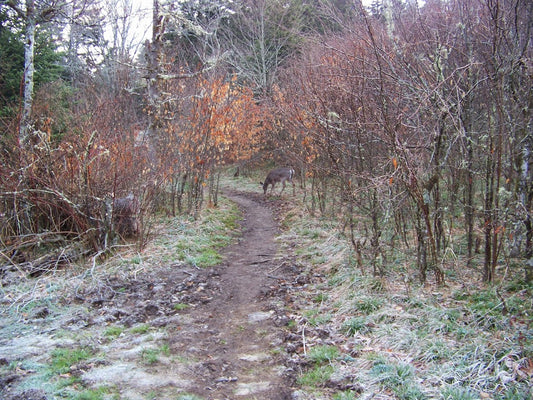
(209, 171, 221, 207)
(519, 102, 533, 260)
(465, 135, 475, 266)
(370, 189, 383, 277)
(483, 129, 495, 282)
(19, 0, 36, 147)
(415, 213, 427, 284)
(145, 0, 163, 141)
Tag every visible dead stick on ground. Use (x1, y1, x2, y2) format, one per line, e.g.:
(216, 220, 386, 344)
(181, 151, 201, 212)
(302, 323, 307, 356)
(250, 259, 271, 265)
(267, 261, 286, 274)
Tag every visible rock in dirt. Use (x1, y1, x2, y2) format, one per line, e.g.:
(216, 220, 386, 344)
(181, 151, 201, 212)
(235, 381, 271, 396)
(248, 310, 274, 322)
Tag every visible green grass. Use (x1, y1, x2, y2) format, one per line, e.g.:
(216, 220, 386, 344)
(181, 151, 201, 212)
(141, 348, 160, 365)
(172, 198, 241, 268)
(140, 343, 171, 365)
(301, 228, 323, 239)
(308, 345, 340, 364)
(297, 365, 334, 387)
(303, 308, 332, 326)
(130, 324, 151, 334)
(313, 293, 329, 303)
(185, 246, 223, 267)
(71, 386, 113, 400)
(440, 387, 478, 400)
(342, 316, 371, 335)
(287, 319, 297, 330)
(103, 325, 123, 338)
(42, 347, 109, 398)
(160, 343, 170, 356)
(130, 195, 241, 269)
(50, 347, 93, 375)
(173, 303, 189, 311)
(370, 360, 426, 399)
(276, 187, 533, 400)
(351, 296, 384, 315)
(419, 339, 453, 362)
(54, 384, 120, 400)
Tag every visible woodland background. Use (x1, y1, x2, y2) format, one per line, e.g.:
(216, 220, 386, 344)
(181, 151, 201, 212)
(0, 0, 532, 285)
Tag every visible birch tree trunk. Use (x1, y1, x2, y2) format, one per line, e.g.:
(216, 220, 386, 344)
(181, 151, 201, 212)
(19, 0, 36, 147)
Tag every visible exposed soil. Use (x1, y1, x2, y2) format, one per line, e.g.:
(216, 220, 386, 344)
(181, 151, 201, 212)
(123, 189, 298, 399)
(1, 190, 307, 399)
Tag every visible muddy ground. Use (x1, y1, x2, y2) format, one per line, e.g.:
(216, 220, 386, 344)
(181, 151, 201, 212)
(0, 190, 319, 399)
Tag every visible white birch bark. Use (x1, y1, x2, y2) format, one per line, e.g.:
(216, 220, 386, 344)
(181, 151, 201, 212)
(20, 0, 36, 146)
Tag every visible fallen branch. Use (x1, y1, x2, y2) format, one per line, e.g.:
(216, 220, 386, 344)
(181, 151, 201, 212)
(17, 243, 90, 277)
(268, 261, 287, 274)
(302, 323, 308, 356)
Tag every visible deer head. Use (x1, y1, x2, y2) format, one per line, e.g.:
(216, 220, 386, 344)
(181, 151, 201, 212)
(260, 167, 295, 196)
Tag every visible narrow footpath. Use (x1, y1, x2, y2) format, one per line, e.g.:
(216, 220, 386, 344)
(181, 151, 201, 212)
(168, 190, 295, 399)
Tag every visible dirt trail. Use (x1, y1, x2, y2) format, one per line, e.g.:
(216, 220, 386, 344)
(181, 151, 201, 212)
(166, 190, 295, 399)
(1, 190, 300, 400)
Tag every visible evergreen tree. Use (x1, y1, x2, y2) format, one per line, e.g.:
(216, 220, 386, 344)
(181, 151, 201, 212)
(0, 7, 64, 120)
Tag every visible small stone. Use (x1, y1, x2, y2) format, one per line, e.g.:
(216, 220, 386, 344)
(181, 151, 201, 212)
(248, 311, 273, 323)
(238, 353, 270, 362)
(235, 381, 270, 395)
(144, 303, 159, 315)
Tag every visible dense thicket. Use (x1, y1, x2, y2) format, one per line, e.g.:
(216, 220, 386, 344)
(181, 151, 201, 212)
(277, 0, 532, 283)
(0, 0, 531, 283)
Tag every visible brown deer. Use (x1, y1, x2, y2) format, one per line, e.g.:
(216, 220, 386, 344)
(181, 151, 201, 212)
(260, 167, 295, 195)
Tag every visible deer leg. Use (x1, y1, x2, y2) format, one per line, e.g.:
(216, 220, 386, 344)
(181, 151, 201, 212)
(280, 181, 286, 194)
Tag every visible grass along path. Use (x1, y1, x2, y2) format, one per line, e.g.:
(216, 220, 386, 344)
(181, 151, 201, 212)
(272, 188, 532, 400)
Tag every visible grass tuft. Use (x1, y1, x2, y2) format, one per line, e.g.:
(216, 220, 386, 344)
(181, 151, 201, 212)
(342, 316, 371, 335)
(103, 325, 123, 339)
(297, 365, 334, 387)
(173, 303, 189, 311)
(141, 348, 160, 365)
(308, 345, 340, 364)
(71, 386, 112, 400)
(130, 324, 151, 334)
(50, 347, 92, 375)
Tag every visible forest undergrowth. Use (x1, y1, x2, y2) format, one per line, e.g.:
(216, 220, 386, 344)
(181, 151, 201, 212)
(0, 172, 532, 400)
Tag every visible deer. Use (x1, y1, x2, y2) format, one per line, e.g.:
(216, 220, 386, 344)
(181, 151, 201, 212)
(260, 167, 295, 196)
